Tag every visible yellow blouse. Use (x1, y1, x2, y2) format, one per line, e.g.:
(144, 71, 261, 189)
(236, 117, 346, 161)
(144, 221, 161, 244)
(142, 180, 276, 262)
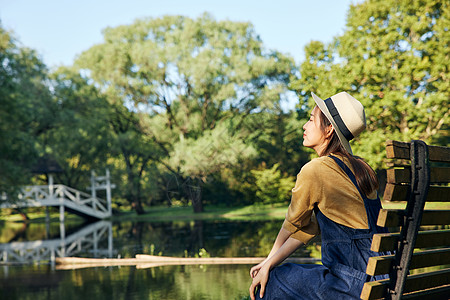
(282, 154, 377, 244)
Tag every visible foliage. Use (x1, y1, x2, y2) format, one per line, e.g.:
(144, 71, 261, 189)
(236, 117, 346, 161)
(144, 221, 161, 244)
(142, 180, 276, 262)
(291, 0, 450, 168)
(42, 67, 112, 189)
(0, 24, 53, 197)
(251, 163, 295, 205)
(168, 120, 257, 180)
(74, 13, 298, 212)
(196, 247, 211, 258)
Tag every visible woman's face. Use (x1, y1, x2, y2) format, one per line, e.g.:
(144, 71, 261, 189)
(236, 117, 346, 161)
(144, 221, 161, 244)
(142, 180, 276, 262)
(302, 106, 332, 155)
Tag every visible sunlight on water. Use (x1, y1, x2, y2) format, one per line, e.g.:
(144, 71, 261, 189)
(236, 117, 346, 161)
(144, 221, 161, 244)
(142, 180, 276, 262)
(0, 219, 317, 299)
(0, 264, 252, 300)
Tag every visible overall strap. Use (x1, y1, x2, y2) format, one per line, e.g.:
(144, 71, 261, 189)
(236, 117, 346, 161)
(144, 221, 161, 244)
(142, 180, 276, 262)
(328, 155, 365, 200)
(328, 155, 385, 234)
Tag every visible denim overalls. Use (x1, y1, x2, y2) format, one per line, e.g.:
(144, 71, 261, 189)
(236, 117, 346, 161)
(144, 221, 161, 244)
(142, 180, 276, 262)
(256, 156, 389, 299)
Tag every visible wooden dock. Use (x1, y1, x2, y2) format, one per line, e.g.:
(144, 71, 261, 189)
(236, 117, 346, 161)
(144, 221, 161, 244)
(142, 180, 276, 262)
(55, 255, 321, 270)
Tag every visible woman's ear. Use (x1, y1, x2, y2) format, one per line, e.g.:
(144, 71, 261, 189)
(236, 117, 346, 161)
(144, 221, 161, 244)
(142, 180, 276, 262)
(325, 125, 335, 139)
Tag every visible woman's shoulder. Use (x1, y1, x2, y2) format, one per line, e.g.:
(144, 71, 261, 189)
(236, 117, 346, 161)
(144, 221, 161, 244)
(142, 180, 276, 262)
(299, 156, 329, 174)
(302, 156, 334, 167)
(299, 155, 347, 178)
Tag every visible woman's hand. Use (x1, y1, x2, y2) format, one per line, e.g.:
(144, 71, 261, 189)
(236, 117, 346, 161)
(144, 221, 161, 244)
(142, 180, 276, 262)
(249, 228, 292, 279)
(249, 264, 270, 300)
(249, 261, 264, 278)
(248, 237, 304, 299)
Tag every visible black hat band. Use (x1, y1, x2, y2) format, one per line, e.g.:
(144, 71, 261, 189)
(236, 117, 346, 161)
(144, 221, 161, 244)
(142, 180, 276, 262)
(324, 97, 354, 141)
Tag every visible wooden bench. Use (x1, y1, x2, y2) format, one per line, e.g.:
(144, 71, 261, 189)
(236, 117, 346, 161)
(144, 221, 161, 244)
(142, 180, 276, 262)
(360, 140, 450, 300)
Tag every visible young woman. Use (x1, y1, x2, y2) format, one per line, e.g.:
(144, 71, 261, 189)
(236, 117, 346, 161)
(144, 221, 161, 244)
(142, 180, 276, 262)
(249, 92, 388, 300)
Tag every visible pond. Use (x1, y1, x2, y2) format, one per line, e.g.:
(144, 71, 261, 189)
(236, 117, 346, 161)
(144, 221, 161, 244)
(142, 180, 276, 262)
(0, 219, 320, 299)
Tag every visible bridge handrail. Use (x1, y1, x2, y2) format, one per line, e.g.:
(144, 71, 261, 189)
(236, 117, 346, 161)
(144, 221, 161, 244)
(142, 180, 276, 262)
(54, 185, 108, 213)
(5, 184, 109, 216)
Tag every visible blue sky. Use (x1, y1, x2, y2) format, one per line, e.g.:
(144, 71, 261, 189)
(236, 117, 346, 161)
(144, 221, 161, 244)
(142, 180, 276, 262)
(1, 0, 361, 68)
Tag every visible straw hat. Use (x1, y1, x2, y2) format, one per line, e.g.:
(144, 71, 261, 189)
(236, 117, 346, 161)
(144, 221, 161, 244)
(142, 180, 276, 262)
(311, 91, 366, 155)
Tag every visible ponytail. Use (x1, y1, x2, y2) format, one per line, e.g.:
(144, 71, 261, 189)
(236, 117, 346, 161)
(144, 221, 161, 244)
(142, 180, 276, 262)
(318, 110, 379, 197)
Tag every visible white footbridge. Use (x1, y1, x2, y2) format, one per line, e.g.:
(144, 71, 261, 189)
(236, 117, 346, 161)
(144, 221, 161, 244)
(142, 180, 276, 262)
(0, 170, 114, 221)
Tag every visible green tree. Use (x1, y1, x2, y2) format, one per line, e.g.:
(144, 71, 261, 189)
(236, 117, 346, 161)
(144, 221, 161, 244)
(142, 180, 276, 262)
(251, 163, 295, 206)
(49, 67, 163, 213)
(75, 13, 297, 212)
(42, 67, 112, 189)
(244, 109, 310, 176)
(292, 0, 449, 168)
(0, 23, 53, 197)
(107, 103, 164, 214)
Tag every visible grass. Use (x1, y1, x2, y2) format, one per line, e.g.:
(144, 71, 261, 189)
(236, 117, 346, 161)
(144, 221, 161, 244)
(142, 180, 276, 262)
(1, 201, 448, 224)
(0, 203, 288, 223)
(113, 203, 288, 222)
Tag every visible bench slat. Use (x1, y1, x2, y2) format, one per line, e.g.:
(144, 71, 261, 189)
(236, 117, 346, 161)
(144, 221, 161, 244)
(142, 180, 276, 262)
(383, 184, 450, 202)
(401, 285, 450, 299)
(377, 209, 450, 227)
(386, 140, 410, 160)
(371, 229, 450, 252)
(361, 268, 450, 300)
(386, 140, 450, 162)
(366, 248, 450, 276)
(386, 167, 450, 184)
(361, 278, 389, 300)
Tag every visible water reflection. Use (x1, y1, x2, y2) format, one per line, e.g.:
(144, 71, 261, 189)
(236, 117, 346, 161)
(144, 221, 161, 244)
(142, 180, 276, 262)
(0, 221, 113, 264)
(112, 219, 292, 258)
(0, 264, 252, 300)
(0, 219, 319, 299)
(0, 219, 316, 263)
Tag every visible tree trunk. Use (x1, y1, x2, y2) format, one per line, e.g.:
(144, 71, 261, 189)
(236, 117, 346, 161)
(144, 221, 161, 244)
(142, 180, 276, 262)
(128, 195, 144, 214)
(192, 196, 204, 213)
(189, 179, 203, 213)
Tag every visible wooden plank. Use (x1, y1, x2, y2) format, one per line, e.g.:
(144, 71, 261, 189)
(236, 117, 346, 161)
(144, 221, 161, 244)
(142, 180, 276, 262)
(361, 278, 389, 300)
(377, 209, 400, 227)
(371, 229, 450, 252)
(383, 184, 450, 202)
(377, 209, 450, 227)
(430, 167, 450, 183)
(361, 268, 450, 300)
(55, 255, 320, 269)
(386, 167, 450, 184)
(385, 140, 450, 162)
(386, 168, 410, 184)
(429, 145, 450, 162)
(383, 183, 409, 201)
(397, 268, 450, 294)
(426, 185, 450, 202)
(366, 248, 450, 276)
(401, 285, 450, 299)
(386, 140, 410, 160)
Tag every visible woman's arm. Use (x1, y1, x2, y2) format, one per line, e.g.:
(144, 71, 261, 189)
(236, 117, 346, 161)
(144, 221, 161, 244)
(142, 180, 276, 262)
(250, 227, 292, 277)
(249, 236, 304, 300)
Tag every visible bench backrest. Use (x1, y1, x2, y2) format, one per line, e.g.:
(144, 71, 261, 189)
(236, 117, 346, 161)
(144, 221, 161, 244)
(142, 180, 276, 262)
(360, 140, 450, 300)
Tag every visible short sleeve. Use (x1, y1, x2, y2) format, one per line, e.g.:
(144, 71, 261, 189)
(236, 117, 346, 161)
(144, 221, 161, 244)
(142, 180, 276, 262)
(282, 159, 322, 244)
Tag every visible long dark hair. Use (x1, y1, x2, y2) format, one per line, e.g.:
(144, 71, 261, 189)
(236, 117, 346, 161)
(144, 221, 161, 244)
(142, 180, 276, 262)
(318, 109, 379, 197)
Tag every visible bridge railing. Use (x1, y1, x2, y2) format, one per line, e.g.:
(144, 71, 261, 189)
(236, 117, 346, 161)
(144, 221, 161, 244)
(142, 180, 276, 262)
(1, 170, 113, 220)
(3, 184, 110, 219)
(53, 184, 109, 214)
